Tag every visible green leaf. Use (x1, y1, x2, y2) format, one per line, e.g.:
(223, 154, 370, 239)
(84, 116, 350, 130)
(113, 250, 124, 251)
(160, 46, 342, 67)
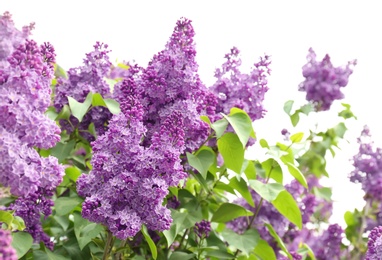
(290, 132, 304, 143)
(0, 210, 14, 227)
(91, 93, 107, 106)
(50, 139, 76, 163)
(217, 132, 244, 174)
(169, 252, 196, 260)
(333, 122, 347, 138)
(290, 112, 300, 127)
(338, 103, 357, 120)
(283, 100, 294, 115)
(212, 118, 229, 138)
(104, 98, 120, 114)
(211, 203, 253, 223)
(56, 104, 71, 120)
(142, 225, 157, 260)
(221, 229, 259, 256)
(163, 225, 177, 248)
(344, 211, 358, 227)
(272, 190, 302, 229)
(12, 231, 33, 258)
(244, 160, 256, 180)
(229, 176, 254, 207)
(259, 139, 269, 148)
(65, 166, 82, 182)
(73, 212, 104, 250)
(265, 223, 292, 259)
(254, 239, 277, 260)
(223, 108, 254, 147)
(285, 162, 308, 188)
(200, 115, 211, 125)
(313, 187, 332, 201)
(249, 180, 284, 202)
(45, 248, 71, 260)
(54, 63, 68, 79)
(186, 147, 215, 179)
(55, 197, 83, 216)
(45, 107, 59, 121)
(297, 243, 316, 260)
(68, 92, 93, 122)
(261, 158, 283, 184)
(205, 249, 235, 259)
(299, 104, 313, 115)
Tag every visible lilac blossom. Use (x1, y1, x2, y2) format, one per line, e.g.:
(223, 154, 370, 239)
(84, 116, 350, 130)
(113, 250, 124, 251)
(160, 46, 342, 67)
(77, 80, 186, 239)
(54, 42, 113, 141)
(0, 12, 33, 67)
(194, 220, 211, 239)
(209, 47, 270, 122)
(299, 48, 356, 111)
(113, 17, 216, 152)
(312, 224, 343, 260)
(0, 229, 17, 260)
(366, 226, 382, 260)
(0, 14, 64, 247)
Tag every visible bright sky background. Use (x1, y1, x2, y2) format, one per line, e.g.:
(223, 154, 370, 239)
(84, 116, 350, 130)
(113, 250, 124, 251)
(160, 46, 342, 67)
(2, 1, 382, 228)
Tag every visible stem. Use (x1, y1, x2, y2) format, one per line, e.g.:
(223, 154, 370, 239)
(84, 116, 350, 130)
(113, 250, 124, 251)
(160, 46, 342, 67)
(177, 229, 189, 250)
(234, 166, 274, 257)
(115, 239, 128, 260)
(102, 230, 114, 260)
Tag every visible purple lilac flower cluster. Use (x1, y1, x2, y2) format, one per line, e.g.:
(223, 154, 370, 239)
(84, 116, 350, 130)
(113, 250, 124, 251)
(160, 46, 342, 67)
(0, 12, 34, 68)
(349, 126, 382, 201)
(299, 48, 356, 111)
(77, 80, 186, 239)
(365, 226, 382, 260)
(194, 220, 211, 239)
(113, 18, 217, 152)
(0, 229, 17, 260)
(0, 13, 64, 248)
(54, 42, 113, 141)
(209, 47, 270, 122)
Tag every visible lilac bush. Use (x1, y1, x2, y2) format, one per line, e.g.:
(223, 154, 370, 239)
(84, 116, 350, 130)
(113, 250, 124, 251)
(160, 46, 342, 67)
(0, 11, 376, 260)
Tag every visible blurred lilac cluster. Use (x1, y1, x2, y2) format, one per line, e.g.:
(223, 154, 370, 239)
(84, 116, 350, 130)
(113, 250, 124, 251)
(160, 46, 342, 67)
(299, 48, 356, 111)
(0, 12, 64, 248)
(0, 229, 17, 260)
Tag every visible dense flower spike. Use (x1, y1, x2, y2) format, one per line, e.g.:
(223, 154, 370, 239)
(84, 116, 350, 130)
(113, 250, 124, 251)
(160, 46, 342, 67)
(54, 42, 113, 141)
(210, 47, 270, 122)
(0, 229, 17, 260)
(77, 80, 186, 239)
(113, 17, 216, 151)
(298, 48, 356, 111)
(366, 226, 382, 260)
(0, 13, 64, 247)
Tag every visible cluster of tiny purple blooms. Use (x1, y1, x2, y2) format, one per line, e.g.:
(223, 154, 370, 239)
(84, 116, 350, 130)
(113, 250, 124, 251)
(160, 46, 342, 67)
(0, 12, 63, 249)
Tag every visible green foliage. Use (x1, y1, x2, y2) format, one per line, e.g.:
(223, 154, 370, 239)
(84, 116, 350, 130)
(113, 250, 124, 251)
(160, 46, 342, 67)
(217, 132, 244, 174)
(211, 203, 254, 223)
(11, 231, 34, 258)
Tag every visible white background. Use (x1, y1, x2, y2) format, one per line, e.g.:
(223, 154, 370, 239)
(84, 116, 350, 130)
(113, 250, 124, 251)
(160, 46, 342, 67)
(2, 0, 382, 227)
